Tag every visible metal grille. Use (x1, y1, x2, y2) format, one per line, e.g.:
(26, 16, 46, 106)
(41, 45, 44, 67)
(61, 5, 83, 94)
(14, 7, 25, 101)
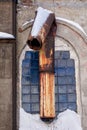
(21, 50, 77, 114)
(21, 51, 40, 113)
(55, 51, 77, 114)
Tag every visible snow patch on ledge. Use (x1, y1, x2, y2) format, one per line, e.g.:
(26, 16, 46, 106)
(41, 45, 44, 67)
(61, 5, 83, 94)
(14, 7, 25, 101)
(56, 17, 87, 36)
(0, 32, 14, 38)
(19, 108, 83, 130)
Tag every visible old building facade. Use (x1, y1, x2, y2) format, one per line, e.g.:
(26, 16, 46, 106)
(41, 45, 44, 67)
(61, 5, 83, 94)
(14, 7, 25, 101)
(0, 0, 87, 130)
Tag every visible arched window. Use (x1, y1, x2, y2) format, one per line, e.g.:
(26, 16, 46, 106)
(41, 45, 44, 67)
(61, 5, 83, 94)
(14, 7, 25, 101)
(21, 50, 77, 114)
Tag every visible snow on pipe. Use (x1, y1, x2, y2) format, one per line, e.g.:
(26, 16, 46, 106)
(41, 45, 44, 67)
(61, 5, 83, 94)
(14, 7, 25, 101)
(26, 7, 57, 50)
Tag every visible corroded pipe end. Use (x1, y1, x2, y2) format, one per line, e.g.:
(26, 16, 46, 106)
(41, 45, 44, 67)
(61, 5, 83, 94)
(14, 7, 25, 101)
(27, 37, 42, 50)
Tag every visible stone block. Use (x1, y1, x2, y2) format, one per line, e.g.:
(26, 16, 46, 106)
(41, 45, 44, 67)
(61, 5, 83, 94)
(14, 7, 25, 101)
(82, 117, 87, 128)
(0, 60, 4, 78)
(4, 60, 12, 78)
(0, 2, 12, 34)
(0, 109, 12, 129)
(83, 127, 87, 130)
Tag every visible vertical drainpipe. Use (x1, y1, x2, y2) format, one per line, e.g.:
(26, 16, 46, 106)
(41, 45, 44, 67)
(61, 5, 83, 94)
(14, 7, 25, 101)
(27, 7, 57, 118)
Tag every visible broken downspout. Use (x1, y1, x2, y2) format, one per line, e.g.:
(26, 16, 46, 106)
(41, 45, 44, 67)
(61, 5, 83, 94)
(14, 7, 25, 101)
(27, 7, 57, 118)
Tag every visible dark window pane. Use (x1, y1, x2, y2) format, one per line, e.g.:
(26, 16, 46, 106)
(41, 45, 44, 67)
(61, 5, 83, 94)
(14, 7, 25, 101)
(22, 95, 30, 103)
(31, 60, 39, 68)
(67, 59, 75, 67)
(22, 76, 31, 85)
(31, 103, 40, 112)
(22, 68, 31, 76)
(25, 51, 33, 59)
(67, 85, 76, 93)
(68, 94, 76, 102)
(58, 60, 66, 68)
(58, 77, 67, 85)
(61, 51, 70, 59)
(31, 86, 39, 94)
(66, 67, 75, 76)
(59, 94, 67, 102)
(31, 95, 39, 103)
(22, 86, 30, 94)
(59, 85, 67, 93)
(22, 59, 31, 68)
(22, 103, 31, 112)
(57, 68, 66, 76)
(66, 76, 76, 85)
(59, 103, 67, 112)
(68, 103, 77, 111)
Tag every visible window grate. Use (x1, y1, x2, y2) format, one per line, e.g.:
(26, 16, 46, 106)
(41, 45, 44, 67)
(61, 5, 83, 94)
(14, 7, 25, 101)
(21, 51, 77, 114)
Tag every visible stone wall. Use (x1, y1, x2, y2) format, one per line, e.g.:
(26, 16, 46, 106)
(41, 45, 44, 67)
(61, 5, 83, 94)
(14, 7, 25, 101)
(0, 39, 16, 130)
(0, 1, 13, 34)
(0, 0, 87, 130)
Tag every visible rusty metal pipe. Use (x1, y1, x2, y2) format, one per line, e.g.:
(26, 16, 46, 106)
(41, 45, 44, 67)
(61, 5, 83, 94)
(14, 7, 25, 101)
(27, 7, 55, 50)
(27, 7, 57, 119)
(27, 36, 42, 50)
